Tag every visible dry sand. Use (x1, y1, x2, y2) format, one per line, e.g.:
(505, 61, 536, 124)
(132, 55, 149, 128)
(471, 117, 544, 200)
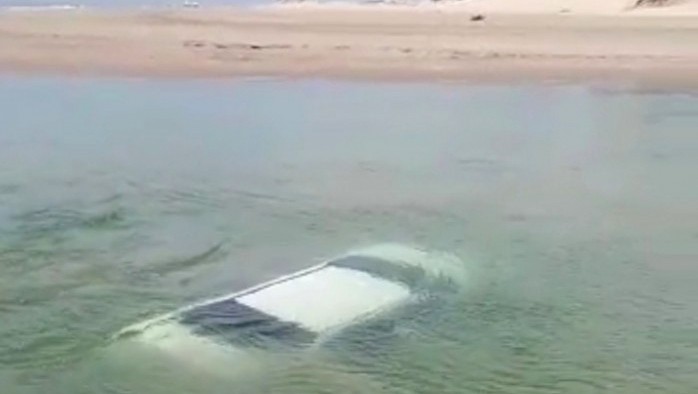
(1, 0, 697, 87)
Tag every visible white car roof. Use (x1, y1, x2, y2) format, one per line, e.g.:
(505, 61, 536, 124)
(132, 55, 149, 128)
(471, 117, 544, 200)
(236, 265, 409, 333)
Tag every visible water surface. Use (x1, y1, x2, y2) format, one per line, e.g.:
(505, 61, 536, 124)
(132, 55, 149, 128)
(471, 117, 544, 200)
(0, 78, 697, 393)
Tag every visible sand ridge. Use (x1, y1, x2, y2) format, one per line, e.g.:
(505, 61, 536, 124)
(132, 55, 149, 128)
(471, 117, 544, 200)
(0, 2, 697, 87)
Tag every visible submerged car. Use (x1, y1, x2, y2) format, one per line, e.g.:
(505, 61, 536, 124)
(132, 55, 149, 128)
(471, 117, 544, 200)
(113, 244, 467, 374)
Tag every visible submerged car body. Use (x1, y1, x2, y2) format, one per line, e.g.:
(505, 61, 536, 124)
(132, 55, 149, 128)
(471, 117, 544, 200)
(113, 244, 467, 372)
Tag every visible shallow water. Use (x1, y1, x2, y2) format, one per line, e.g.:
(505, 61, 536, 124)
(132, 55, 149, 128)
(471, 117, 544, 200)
(0, 78, 697, 394)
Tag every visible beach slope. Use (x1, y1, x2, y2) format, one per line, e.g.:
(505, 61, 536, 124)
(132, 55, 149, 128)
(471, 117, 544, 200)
(1, 1, 697, 86)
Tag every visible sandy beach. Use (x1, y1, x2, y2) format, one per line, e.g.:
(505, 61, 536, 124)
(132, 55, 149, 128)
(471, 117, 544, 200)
(1, 0, 698, 86)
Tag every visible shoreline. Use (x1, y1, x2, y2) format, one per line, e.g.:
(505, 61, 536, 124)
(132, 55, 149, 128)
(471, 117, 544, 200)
(1, 5, 697, 88)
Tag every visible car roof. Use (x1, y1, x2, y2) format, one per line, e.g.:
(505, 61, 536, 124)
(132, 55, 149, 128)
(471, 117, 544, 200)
(178, 263, 410, 348)
(236, 265, 409, 333)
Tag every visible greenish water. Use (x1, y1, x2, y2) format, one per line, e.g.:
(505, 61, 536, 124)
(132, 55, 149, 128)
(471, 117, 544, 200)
(0, 78, 697, 394)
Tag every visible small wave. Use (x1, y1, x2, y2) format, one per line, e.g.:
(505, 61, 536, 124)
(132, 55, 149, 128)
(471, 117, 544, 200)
(0, 281, 85, 308)
(145, 242, 227, 277)
(12, 206, 126, 236)
(0, 183, 20, 195)
(342, 243, 469, 289)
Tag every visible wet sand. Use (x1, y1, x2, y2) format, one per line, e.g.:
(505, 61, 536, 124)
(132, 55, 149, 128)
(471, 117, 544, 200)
(1, 4, 697, 87)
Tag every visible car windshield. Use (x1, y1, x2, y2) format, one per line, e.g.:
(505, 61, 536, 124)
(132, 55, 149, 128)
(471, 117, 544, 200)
(179, 297, 317, 349)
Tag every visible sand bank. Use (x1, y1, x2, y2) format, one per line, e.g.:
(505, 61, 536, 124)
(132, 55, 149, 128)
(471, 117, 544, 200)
(1, 1, 697, 87)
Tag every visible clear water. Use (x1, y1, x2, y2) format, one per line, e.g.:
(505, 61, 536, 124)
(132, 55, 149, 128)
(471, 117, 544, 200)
(0, 77, 697, 394)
